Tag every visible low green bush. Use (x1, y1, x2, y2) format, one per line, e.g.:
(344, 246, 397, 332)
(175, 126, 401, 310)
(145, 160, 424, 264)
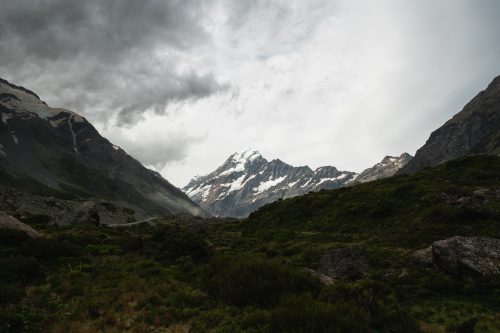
(269, 294, 370, 333)
(0, 285, 24, 305)
(0, 256, 42, 282)
(0, 229, 30, 247)
(204, 255, 320, 307)
(146, 225, 212, 263)
(19, 238, 80, 261)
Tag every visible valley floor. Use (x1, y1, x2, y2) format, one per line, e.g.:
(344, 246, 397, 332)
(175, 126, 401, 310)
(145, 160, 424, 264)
(1, 155, 500, 333)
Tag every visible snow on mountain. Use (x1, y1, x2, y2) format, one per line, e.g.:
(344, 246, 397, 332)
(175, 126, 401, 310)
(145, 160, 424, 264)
(355, 153, 413, 183)
(183, 149, 413, 218)
(183, 149, 357, 218)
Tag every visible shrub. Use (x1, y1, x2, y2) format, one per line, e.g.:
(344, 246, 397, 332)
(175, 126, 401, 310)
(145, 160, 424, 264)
(0, 256, 42, 282)
(0, 229, 30, 247)
(147, 226, 212, 263)
(376, 310, 421, 333)
(269, 294, 370, 333)
(19, 215, 52, 226)
(446, 318, 478, 333)
(204, 255, 320, 307)
(0, 285, 24, 304)
(19, 238, 80, 261)
(120, 235, 144, 252)
(0, 305, 42, 333)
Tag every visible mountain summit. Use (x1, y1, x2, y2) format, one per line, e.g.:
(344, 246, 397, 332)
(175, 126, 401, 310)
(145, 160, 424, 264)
(183, 149, 411, 218)
(0, 78, 206, 217)
(183, 149, 357, 218)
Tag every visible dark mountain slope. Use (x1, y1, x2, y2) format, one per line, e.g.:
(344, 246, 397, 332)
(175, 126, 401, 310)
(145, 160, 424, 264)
(398, 75, 500, 174)
(0, 78, 206, 217)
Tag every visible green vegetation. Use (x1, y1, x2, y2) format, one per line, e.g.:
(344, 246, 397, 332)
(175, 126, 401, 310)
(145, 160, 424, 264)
(1, 155, 500, 332)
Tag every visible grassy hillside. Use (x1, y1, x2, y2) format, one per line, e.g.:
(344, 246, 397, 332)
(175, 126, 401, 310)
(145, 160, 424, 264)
(1, 155, 499, 332)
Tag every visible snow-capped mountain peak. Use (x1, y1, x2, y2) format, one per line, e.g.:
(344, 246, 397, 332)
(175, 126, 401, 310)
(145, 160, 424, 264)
(183, 150, 412, 218)
(231, 148, 261, 162)
(183, 150, 358, 218)
(217, 148, 263, 177)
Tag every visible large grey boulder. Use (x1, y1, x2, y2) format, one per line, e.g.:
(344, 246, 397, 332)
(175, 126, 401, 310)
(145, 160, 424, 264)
(0, 211, 39, 238)
(433, 236, 500, 277)
(318, 247, 370, 280)
(412, 236, 500, 277)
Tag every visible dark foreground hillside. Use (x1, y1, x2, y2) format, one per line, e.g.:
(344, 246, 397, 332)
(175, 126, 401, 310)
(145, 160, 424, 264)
(1, 155, 500, 332)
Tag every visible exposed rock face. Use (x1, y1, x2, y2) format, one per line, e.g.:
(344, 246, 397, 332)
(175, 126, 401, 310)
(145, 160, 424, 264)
(412, 236, 500, 277)
(318, 248, 370, 280)
(354, 153, 412, 183)
(59, 201, 100, 226)
(398, 75, 500, 174)
(0, 184, 141, 226)
(183, 149, 358, 218)
(0, 212, 39, 238)
(0, 78, 206, 217)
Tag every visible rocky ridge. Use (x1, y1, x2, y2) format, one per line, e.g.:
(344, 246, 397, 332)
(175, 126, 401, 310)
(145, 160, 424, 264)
(354, 153, 413, 183)
(398, 75, 500, 174)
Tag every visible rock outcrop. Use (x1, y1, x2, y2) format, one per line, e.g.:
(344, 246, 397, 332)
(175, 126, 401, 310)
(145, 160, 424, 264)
(354, 153, 412, 183)
(318, 247, 370, 280)
(0, 184, 139, 226)
(59, 201, 101, 226)
(412, 236, 500, 277)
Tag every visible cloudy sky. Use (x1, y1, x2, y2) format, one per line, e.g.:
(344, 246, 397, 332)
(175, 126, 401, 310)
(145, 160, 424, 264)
(1, 0, 500, 186)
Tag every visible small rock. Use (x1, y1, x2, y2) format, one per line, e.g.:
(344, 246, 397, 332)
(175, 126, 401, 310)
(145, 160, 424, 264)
(410, 246, 433, 266)
(305, 268, 336, 285)
(398, 268, 409, 278)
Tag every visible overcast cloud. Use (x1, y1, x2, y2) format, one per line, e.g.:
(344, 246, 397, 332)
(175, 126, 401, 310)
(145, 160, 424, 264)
(1, 0, 500, 186)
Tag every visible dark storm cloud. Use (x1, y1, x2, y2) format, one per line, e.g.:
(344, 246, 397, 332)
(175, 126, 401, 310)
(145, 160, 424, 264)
(0, 0, 228, 124)
(115, 70, 229, 125)
(0, 0, 206, 61)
